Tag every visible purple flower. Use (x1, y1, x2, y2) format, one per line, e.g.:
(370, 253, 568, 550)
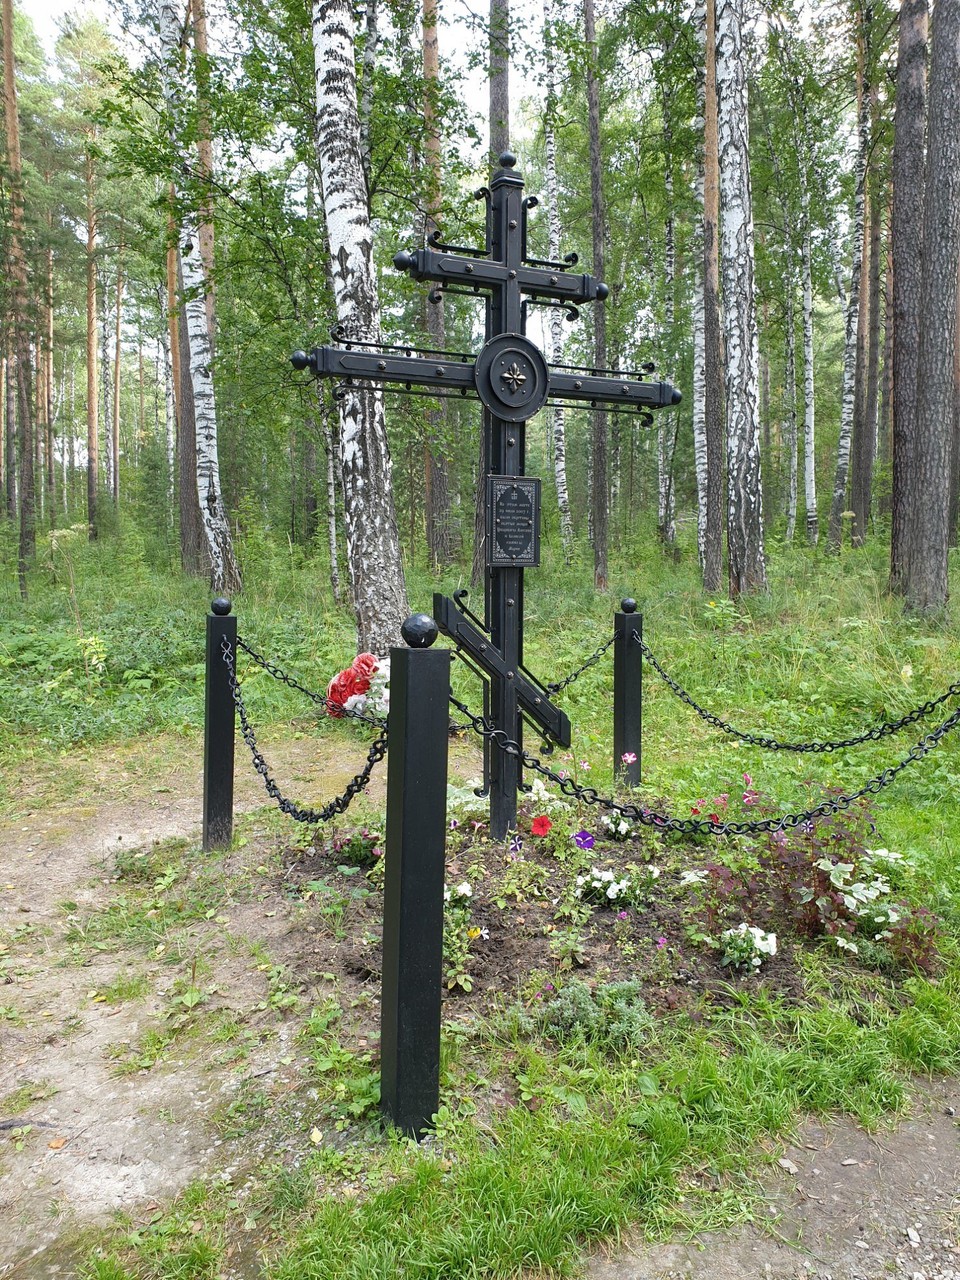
(621, 751, 638, 765)
(656, 936, 667, 949)
(509, 834, 523, 855)
(449, 818, 460, 830)
(574, 830, 595, 850)
(617, 910, 629, 921)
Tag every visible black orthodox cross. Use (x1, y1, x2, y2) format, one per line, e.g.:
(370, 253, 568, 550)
(293, 152, 680, 839)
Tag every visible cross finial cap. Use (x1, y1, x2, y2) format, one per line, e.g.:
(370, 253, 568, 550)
(401, 613, 439, 648)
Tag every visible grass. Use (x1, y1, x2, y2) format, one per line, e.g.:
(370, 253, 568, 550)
(6, 523, 960, 1278)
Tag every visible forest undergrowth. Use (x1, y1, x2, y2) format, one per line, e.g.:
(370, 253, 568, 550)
(3, 526, 960, 1279)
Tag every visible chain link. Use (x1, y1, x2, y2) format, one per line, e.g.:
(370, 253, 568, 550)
(546, 633, 617, 696)
(235, 636, 388, 729)
(223, 639, 388, 824)
(636, 629, 960, 754)
(448, 686, 960, 837)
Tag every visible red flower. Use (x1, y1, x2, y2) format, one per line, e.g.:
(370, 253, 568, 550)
(327, 653, 379, 717)
(352, 652, 378, 682)
(531, 815, 552, 837)
(327, 668, 362, 717)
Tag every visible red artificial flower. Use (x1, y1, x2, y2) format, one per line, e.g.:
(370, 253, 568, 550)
(352, 652, 378, 683)
(327, 668, 361, 717)
(531, 815, 552, 837)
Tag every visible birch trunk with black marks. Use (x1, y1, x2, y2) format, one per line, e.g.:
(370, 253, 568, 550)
(313, 0, 408, 651)
(161, 326, 175, 510)
(801, 221, 817, 543)
(701, 0, 724, 593)
(159, 0, 241, 595)
(890, 0, 928, 591)
(851, 148, 883, 547)
(827, 44, 869, 553)
(544, 0, 574, 560)
(904, 0, 960, 612)
(658, 119, 676, 547)
(784, 294, 798, 541)
(716, 0, 765, 595)
(585, 0, 608, 590)
(692, 0, 708, 571)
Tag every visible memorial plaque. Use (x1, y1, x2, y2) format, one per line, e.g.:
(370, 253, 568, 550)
(486, 476, 540, 568)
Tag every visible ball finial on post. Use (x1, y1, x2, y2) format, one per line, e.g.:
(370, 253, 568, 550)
(401, 613, 439, 648)
(620, 598, 637, 614)
(211, 597, 232, 616)
(498, 150, 517, 170)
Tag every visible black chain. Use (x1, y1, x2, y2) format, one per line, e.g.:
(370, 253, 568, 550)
(546, 633, 617, 696)
(448, 688, 960, 837)
(234, 636, 388, 729)
(223, 639, 388, 824)
(636, 629, 960, 754)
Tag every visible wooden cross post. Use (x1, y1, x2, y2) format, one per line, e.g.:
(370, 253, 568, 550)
(293, 152, 680, 839)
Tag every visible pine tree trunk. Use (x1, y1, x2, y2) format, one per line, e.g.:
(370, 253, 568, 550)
(904, 0, 960, 612)
(716, 0, 765, 596)
(5, 31, 34, 590)
(827, 44, 869, 552)
(85, 146, 99, 540)
(584, 0, 608, 590)
(312, 0, 409, 651)
(111, 244, 124, 506)
(489, 0, 509, 159)
(544, 0, 574, 560)
(890, 0, 928, 591)
(423, 0, 452, 567)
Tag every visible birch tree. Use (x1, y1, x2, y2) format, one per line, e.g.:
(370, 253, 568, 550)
(584, 0, 608, 591)
(543, 0, 574, 561)
(827, 23, 869, 552)
(159, 0, 240, 595)
(693, 0, 724, 593)
(312, 0, 409, 652)
(717, 0, 766, 595)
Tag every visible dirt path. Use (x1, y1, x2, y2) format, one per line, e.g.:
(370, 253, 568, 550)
(587, 1082, 960, 1279)
(2, 733, 959, 1279)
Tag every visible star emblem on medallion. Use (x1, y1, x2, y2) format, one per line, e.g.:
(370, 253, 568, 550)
(500, 362, 527, 393)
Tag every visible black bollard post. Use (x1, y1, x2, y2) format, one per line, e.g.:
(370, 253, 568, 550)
(203, 598, 237, 851)
(613, 599, 642, 787)
(380, 613, 451, 1140)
